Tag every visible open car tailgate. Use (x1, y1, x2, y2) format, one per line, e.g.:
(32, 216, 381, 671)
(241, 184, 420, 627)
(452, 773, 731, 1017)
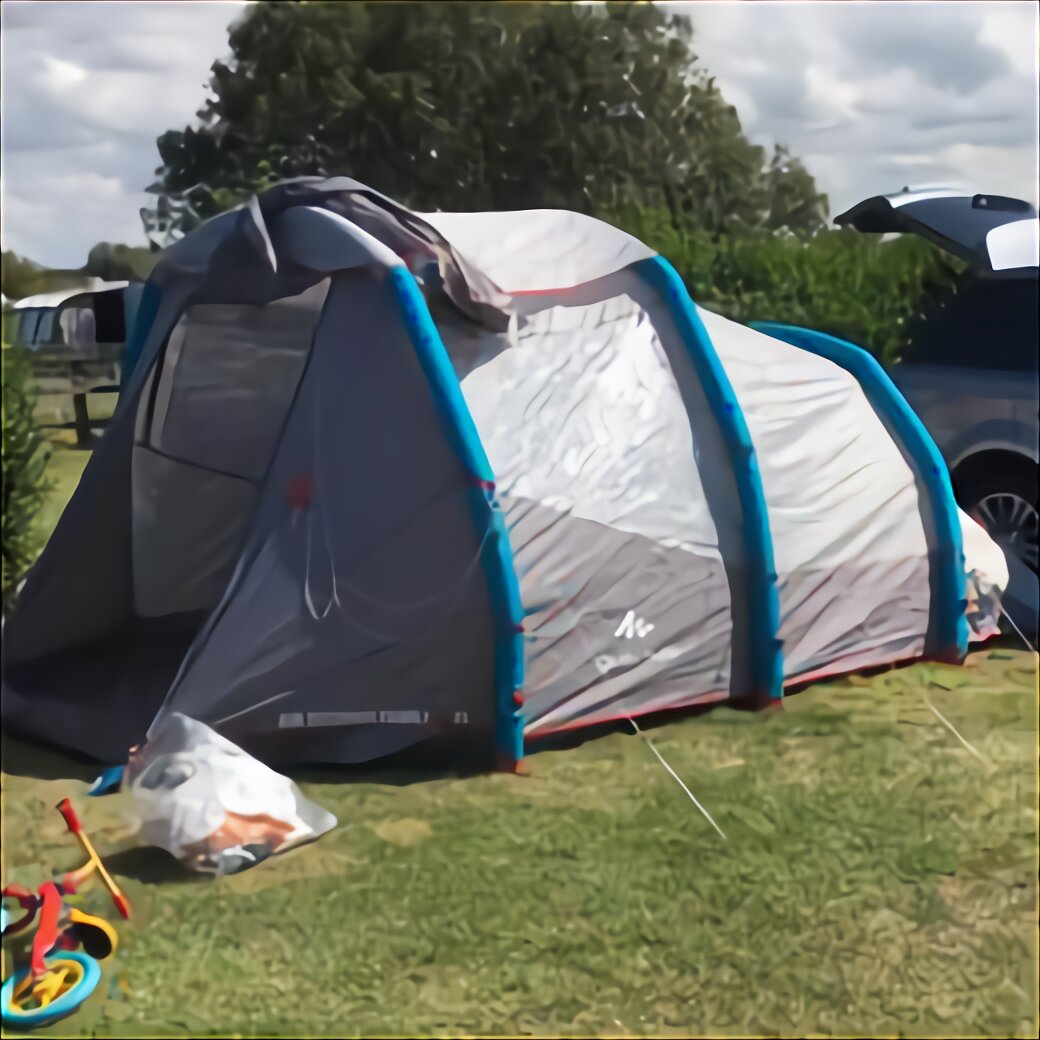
(835, 189, 1038, 272)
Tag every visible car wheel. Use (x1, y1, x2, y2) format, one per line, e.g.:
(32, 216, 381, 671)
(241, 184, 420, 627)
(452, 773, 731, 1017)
(959, 461, 1039, 574)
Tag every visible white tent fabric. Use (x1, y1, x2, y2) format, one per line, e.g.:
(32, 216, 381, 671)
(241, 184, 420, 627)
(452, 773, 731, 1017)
(10, 280, 129, 311)
(451, 270, 736, 737)
(417, 209, 655, 294)
(698, 308, 932, 681)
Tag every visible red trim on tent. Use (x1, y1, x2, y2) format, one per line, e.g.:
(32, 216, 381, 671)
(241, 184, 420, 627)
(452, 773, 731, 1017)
(528, 688, 729, 739)
(524, 633, 998, 742)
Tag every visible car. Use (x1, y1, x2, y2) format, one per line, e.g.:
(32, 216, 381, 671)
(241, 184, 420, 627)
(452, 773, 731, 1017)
(754, 187, 1038, 638)
(833, 188, 1039, 581)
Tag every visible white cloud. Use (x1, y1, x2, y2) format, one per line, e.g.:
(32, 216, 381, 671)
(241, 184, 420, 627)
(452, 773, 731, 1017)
(979, 5, 1040, 78)
(41, 55, 89, 90)
(0, 0, 1037, 266)
(674, 0, 1039, 218)
(803, 65, 858, 128)
(1, 1, 245, 266)
(2, 172, 147, 261)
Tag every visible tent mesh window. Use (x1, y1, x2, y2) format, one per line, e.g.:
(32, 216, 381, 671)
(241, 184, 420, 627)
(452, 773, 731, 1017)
(131, 281, 329, 618)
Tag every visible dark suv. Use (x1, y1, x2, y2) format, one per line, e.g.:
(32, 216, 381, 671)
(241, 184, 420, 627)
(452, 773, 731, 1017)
(829, 189, 1040, 637)
(834, 189, 1039, 581)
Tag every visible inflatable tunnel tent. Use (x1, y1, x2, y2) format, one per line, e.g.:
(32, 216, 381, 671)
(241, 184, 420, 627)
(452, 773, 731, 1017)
(0, 178, 1010, 770)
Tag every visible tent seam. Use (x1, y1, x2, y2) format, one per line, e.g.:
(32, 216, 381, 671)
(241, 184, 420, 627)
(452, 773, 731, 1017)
(387, 266, 526, 767)
(749, 322, 969, 661)
(636, 256, 784, 702)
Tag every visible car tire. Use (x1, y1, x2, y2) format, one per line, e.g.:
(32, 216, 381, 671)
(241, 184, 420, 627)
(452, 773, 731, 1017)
(956, 457, 1039, 575)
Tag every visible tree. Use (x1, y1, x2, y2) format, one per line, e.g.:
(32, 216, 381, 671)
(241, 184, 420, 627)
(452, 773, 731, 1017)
(1, 244, 156, 306)
(82, 242, 158, 283)
(146, 0, 966, 366)
(149, 1, 828, 238)
(1, 346, 53, 613)
(1, 252, 82, 302)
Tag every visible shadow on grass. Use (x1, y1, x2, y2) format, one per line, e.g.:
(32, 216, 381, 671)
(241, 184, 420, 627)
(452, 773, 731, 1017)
(524, 632, 1031, 756)
(525, 698, 727, 758)
(101, 846, 209, 886)
(287, 733, 495, 787)
(1, 729, 101, 782)
(0, 671, 915, 787)
(2, 633, 1026, 787)
(0, 726, 491, 789)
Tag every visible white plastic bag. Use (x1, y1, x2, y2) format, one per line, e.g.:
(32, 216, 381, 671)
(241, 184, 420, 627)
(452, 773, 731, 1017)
(959, 510, 1010, 641)
(124, 713, 336, 876)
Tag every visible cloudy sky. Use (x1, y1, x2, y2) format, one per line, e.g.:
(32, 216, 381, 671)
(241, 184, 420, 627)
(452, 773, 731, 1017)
(1, 0, 1037, 268)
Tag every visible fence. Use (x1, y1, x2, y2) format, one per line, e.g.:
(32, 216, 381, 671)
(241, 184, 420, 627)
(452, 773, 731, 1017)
(30, 343, 123, 448)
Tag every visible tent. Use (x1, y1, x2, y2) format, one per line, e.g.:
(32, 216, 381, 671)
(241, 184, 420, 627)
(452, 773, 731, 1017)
(0, 178, 1010, 769)
(6, 280, 146, 356)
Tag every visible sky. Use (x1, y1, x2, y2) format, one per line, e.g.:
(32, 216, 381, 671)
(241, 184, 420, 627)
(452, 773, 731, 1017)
(1, 0, 1037, 268)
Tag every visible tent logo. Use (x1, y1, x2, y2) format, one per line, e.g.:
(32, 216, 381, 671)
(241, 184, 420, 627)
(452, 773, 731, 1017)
(614, 611, 655, 640)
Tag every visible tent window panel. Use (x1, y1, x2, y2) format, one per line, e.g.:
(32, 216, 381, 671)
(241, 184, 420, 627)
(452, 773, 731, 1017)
(145, 280, 329, 483)
(12, 310, 45, 346)
(159, 270, 498, 761)
(58, 307, 97, 346)
(31, 309, 61, 346)
(131, 446, 259, 618)
(4, 312, 25, 344)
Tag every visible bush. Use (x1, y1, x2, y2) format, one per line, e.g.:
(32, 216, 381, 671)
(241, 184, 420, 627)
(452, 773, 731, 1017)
(2, 344, 53, 612)
(607, 203, 967, 365)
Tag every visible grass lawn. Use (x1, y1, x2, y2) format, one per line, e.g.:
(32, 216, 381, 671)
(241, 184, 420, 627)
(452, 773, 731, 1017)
(33, 445, 90, 545)
(1, 442, 1037, 1038)
(33, 392, 118, 429)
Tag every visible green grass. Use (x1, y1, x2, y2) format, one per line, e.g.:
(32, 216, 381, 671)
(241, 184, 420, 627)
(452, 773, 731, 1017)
(34, 391, 118, 429)
(29, 383, 107, 544)
(2, 448, 1037, 1038)
(34, 445, 90, 543)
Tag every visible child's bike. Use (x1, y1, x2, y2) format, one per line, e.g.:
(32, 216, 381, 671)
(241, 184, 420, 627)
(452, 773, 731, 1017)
(2, 799, 131, 1030)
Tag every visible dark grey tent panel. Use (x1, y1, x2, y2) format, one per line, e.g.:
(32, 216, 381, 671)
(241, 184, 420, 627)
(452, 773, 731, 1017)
(150, 270, 497, 763)
(132, 282, 329, 618)
(3, 229, 498, 764)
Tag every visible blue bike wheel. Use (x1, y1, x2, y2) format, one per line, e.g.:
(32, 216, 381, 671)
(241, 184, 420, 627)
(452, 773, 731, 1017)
(1, 950, 101, 1030)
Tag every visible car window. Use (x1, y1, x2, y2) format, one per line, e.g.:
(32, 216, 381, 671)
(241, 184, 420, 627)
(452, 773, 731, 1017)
(903, 274, 1039, 372)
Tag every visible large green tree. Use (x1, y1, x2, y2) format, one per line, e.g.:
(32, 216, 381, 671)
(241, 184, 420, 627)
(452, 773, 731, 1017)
(1, 245, 156, 305)
(150, 1, 827, 237)
(147, 0, 967, 364)
(0, 253, 80, 302)
(81, 242, 157, 283)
